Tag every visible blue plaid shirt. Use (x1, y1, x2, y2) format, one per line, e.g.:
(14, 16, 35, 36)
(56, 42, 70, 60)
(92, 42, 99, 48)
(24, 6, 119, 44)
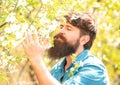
(51, 50, 110, 85)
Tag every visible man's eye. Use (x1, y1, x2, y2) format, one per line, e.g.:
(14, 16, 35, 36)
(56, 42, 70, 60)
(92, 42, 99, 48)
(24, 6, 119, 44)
(67, 27, 72, 31)
(60, 25, 63, 29)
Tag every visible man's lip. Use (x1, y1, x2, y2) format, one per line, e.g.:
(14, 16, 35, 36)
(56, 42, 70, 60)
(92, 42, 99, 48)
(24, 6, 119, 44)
(55, 37, 64, 43)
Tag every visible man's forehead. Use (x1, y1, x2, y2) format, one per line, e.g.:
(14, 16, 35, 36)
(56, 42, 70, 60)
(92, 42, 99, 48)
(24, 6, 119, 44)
(61, 22, 73, 26)
(61, 22, 80, 30)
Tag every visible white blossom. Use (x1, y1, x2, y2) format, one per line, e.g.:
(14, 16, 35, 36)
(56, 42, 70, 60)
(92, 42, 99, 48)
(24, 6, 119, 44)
(21, 23, 28, 33)
(17, 0, 26, 7)
(0, 36, 4, 41)
(1, 52, 5, 56)
(9, 6, 15, 11)
(4, 24, 21, 33)
(48, 25, 56, 32)
(114, 10, 119, 17)
(2, 41, 8, 47)
(40, 29, 49, 37)
(6, 13, 17, 23)
(8, 64, 18, 73)
(7, 56, 13, 59)
(41, 0, 50, 4)
(11, 24, 21, 32)
(27, 6, 33, 11)
(113, 38, 120, 47)
(0, 59, 8, 68)
(4, 27, 12, 33)
(40, 17, 51, 25)
(38, 12, 47, 18)
(15, 31, 23, 39)
(30, 25, 36, 31)
(52, 20, 60, 27)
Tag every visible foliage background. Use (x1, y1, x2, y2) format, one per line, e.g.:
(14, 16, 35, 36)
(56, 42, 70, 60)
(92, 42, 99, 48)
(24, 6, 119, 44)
(0, 0, 120, 85)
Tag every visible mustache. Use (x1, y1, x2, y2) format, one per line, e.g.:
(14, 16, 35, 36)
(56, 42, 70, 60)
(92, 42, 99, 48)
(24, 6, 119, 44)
(54, 33, 66, 41)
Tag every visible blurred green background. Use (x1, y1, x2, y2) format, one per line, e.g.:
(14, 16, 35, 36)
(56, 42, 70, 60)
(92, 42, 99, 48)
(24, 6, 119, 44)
(0, 0, 120, 85)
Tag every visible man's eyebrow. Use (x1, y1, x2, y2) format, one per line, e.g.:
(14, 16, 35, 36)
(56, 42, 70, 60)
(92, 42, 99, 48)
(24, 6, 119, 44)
(60, 24, 63, 26)
(60, 23, 72, 28)
(66, 24, 72, 27)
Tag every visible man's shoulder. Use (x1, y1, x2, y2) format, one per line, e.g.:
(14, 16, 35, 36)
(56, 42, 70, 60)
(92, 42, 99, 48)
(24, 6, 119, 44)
(79, 54, 108, 79)
(50, 58, 65, 72)
(76, 54, 110, 85)
(83, 54, 105, 69)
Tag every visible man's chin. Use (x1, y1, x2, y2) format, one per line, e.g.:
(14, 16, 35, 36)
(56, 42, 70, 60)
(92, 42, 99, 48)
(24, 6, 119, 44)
(47, 45, 75, 60)
(47, 47, 64, 60)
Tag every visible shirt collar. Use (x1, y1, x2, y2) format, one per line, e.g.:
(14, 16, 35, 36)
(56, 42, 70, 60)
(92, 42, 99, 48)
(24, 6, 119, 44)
(59, 57, 66, 69)
(72, 49, 89, 63)
(58, 50, 89, 70)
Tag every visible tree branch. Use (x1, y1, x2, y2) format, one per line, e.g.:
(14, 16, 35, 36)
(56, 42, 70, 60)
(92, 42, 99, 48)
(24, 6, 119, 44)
(13, 0, 18, 12)
(29, 65, 38, 85)
(0, 22, 7, 28)
(17, 59, 29, 85)
(28, 1, 43, 28)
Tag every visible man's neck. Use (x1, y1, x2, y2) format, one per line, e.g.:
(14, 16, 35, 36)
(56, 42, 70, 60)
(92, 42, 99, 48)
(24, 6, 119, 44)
(64, 56, 71, 72)
(64, 47, 84, 72)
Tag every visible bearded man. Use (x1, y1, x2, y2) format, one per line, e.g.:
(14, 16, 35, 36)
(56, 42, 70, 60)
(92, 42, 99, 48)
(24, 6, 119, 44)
(22, 12, 110, 85)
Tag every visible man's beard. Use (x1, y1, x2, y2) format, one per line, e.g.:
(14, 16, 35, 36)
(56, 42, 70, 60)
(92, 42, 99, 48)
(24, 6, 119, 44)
(47, 33, 80, 59)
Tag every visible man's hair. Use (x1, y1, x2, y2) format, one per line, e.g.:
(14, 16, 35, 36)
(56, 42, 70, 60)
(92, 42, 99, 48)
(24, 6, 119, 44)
(64, 12, 96, 49)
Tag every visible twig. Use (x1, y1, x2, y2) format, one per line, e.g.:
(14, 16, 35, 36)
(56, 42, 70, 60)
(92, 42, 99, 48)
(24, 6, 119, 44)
(0, 22, 7, 28)
(29, 65, 38, 85)
(0, 0, 18, 28)
(28, 1, 43, 28)
(17, 59, 29, 85)
(13, 0, 18, 12)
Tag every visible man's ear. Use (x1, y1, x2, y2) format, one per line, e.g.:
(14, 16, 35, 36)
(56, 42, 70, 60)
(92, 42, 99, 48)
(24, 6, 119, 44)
(80, 35, 90, 46)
